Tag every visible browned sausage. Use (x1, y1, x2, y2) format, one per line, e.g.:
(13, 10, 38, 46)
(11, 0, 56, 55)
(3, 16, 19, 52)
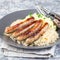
(11, 21, 36, 37)
(5, 17, 34, 33)
(25, 23, 49, 45)
(16, 20, 43, 41)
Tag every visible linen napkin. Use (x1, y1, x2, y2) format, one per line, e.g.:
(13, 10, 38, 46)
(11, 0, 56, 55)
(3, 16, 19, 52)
(0, 38, 56, 58)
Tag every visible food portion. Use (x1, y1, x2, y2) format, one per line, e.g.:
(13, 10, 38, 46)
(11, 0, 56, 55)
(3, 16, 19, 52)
(16, 20, 42, 41)
(4, 13, 59, 46)
(5, 17, 35, 33)
(24, 22, 49, 46)
(34, 28, 59, 46)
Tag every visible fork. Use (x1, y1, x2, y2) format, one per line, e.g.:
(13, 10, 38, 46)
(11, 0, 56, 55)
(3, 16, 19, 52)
(34, 3, 60, 28)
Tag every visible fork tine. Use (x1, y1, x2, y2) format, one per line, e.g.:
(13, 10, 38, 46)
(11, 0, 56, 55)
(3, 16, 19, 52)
(34, 6, 41, 14)
(39, 5, 49, 15)
(35, 5, 46, 16)
(34, 2, 50, 15)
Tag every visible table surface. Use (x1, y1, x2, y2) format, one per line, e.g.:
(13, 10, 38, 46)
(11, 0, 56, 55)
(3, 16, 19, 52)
(0, 0, 60, 60)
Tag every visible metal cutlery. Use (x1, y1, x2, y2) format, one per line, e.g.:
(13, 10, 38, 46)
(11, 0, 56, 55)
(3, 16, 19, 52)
(34, 3, 60, 28)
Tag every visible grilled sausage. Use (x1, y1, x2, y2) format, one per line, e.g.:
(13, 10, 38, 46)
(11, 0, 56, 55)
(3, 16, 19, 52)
(5, 17, 34, 33)
(16, 20, 43, 41)
(24, 23, 49, 46)
(11, 21, 36, 37)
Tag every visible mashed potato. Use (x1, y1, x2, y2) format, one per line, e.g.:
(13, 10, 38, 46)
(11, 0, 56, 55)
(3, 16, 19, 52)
(34, 28, 59, 46)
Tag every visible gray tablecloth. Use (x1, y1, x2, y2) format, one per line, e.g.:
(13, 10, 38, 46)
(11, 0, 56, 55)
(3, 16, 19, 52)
(0, 0, 60, 60)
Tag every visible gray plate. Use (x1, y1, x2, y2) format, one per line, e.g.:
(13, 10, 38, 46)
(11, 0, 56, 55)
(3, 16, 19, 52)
(0, 9, 60, 49)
